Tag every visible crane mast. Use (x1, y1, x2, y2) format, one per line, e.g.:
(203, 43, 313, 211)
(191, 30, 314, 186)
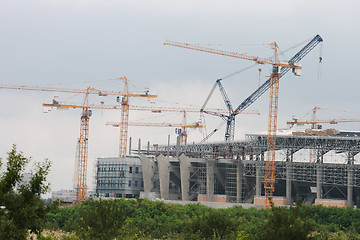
(264, 59, 280, 208)
(75, 91, 91, 202)
(119, 77, 130, 158)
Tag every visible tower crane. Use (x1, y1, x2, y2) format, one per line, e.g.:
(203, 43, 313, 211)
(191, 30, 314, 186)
(287, 106, 360, 162)
(0, 78, 155, 202)
(107, 109, 206, 145)
(45, 101, 258, 146)
(110, 105, 258, 144)
(287, 106, 360, 128)
(165, 35, 323, 208)
(165, 35, 323, 144)
(107, 120, 205, 145)
(115, 76, 157, 157)
(288, 118, 360, 128)
(0, 84, 123, 202)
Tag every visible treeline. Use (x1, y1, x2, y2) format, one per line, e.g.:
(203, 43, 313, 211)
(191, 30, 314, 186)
(44, 198, 360, 240)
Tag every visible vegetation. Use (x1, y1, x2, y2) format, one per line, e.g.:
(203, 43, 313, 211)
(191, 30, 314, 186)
(42, 198, 360, 240)
(0, 145, 57, 239)
(2, 146, 360, 239)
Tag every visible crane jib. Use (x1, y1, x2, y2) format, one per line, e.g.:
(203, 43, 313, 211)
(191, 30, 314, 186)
(234, 34, 323, 115)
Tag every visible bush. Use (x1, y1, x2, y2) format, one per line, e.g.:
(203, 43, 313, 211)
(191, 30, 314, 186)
(74, 199, 127, 239)
(256, 200, 315, 240)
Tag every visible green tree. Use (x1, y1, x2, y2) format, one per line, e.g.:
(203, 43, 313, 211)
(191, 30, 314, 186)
(0, 145, 56, 239)
(257, 200, 315, 240)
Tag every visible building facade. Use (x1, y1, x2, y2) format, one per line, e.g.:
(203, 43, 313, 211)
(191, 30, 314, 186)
(95, 157, 146, 198)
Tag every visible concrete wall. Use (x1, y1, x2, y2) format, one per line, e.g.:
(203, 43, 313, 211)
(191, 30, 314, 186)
(198, 194, 227, 203)
(253, 196, 288, 206)
(315, 199, 349, 207)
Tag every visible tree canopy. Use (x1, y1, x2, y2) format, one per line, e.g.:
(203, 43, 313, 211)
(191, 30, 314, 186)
(0, 145, 56, 239)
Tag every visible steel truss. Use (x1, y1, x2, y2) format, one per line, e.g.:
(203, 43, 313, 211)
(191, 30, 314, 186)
(139, 133, 360, 188)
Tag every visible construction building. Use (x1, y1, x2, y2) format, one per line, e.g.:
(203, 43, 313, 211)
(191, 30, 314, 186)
(95, 156, 145, 198)
(95, 130, 360, 207)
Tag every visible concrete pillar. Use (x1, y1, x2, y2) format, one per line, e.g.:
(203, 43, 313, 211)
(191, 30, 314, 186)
(316, 164, 322, 200)
(176, 135, 180, 157)
(256, 162, 261, 196)
(356, 188, 360, 208)
(154, 145, 159, 156)
(138, 138, 141, 155)
(167, 135, 170, 158)
(206, 159, 215, 202)
(215, 168, 225, 190)
(348, 165, 354, 207)
(157, 154, 170, 200)
(139, 154, 155, 198)
(236, 159, 244, 203)
(129, 137, 132, 155)
(179, 153, 191, 201)
(286, 162, 292, 205)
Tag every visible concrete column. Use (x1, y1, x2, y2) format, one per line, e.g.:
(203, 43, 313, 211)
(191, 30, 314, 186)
(167, 135, 170, 158)
(128, 137, 132, 155)
(139, 154, 155, 198)
(138, 138, 141, 155)
(206, 159, 215, 202)
(179, 153, 191, 201)
(176, 135, 180, 157)
(236, 159, 244, 203)
(316, 164, 322, 200)
(286, 162, 292, 205)
(157, 154, 170, 200)
(348, 165, 354, 207)
(256, 162, 262, 196)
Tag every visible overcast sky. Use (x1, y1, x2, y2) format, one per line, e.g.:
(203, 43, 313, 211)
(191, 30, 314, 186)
(1, 0, 359, 194)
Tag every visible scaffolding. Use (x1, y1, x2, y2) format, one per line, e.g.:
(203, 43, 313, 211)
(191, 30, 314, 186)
(95, 157, 144, 198)
(134, 132, 360, 203)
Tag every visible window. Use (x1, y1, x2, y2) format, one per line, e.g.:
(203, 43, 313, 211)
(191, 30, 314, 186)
(135, 180, 138, 187)
(129, 166, 133, 173)
(128, 180, 132, 187)
(135, 167, 139, 173)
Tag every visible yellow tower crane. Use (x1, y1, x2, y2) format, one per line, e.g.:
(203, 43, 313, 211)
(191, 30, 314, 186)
(107, 109, 206, 145)
(0, 78, 155, 202)
(111, 105, 258, 145)
(286, 106, 360, 128)
(287, 106, 360, 162)
(0, 84, 123, 202)
(116, 77, 157, 157)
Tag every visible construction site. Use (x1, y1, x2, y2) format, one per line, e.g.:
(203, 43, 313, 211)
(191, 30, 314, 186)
(4, 33, 360, 208)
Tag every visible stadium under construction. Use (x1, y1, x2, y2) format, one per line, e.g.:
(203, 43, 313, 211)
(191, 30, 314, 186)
(95, 130, 360, 207)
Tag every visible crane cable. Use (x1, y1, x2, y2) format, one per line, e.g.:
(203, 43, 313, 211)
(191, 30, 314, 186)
(220, 63, 258, 81)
